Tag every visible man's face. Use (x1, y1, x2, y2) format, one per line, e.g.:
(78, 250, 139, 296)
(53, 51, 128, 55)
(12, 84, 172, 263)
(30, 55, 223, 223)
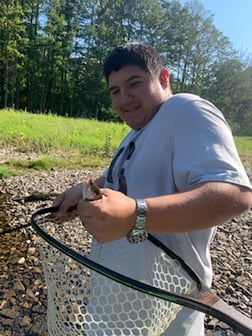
(108, 65, 169, 130)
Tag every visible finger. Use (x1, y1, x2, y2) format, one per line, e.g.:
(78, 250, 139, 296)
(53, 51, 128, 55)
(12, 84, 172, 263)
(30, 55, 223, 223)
(77, 200, 99, 222)
(52, 193, 65, 208)
(57, 201, 74, 217)
(54, 195, 76, 217)
(51, 194, 67, 217)
(77, 199, 90, 216)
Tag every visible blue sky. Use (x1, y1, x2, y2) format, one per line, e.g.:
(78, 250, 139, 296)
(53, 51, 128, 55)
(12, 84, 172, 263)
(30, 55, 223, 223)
(179, 0, 252, 54)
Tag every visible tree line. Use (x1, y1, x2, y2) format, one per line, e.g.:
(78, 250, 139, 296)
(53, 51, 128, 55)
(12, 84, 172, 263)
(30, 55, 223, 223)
(0, 0, 252, 135)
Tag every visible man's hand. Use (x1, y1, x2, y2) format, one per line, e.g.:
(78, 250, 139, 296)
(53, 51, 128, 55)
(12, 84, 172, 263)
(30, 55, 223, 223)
(52, 182, 83, 216)
(77, 188, 136, 243)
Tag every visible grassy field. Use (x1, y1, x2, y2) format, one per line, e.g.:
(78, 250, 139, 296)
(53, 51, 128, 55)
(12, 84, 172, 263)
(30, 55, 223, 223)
(0, 109, 129, 177)
(0, 109, 251, 178)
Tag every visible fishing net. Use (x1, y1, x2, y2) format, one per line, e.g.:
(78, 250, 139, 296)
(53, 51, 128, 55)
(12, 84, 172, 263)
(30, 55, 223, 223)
(36, 212, 198, 336)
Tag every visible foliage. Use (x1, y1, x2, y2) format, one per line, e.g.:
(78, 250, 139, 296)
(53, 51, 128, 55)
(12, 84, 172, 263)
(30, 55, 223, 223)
(203, 60, 252, 135)
(0, 0, 251, 134)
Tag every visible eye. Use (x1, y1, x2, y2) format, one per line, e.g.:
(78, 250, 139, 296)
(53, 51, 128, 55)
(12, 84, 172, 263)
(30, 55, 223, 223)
(129, 81, 141, 87)
(111, 88, 120, 96)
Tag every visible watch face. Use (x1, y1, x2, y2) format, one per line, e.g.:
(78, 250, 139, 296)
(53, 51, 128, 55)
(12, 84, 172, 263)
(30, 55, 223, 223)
(127, 230, 148, 244)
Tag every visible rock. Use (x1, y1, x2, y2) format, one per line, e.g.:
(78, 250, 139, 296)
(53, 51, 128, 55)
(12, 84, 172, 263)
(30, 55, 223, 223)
(18, 257, 26, 264)
(0, 168, 251, 335)
(0, 308, 20, 319)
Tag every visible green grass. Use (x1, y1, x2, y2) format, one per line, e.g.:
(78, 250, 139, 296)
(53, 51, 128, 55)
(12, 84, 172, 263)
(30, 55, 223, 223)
(234, 136, 252, 171)
(234, 136, 252, 152)
(0, 109, 129, 152)
(0, 109, 129, 177)
(0, 109, 251, 178)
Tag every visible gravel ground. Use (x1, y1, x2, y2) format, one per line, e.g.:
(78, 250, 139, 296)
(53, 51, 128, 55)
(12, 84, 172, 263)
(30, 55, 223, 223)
(0, 166, 251, 336)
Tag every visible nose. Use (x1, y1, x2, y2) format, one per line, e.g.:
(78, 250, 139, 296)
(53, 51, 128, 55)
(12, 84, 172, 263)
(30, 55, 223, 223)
(119, 89, 133, 105)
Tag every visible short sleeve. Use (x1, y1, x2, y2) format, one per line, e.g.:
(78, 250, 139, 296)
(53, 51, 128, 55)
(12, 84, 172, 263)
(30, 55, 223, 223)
(172, 99, 251, 191)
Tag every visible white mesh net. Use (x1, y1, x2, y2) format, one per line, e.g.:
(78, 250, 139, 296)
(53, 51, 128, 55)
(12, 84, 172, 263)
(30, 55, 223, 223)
(37, 214, 198, 336)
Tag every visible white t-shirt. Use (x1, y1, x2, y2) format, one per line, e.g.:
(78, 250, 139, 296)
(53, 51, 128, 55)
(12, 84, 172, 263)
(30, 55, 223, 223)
(87, 93, 251, 336)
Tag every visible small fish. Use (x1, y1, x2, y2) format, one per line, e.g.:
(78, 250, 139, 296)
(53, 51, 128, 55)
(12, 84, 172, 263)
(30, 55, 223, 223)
(82, 179, 102, 201)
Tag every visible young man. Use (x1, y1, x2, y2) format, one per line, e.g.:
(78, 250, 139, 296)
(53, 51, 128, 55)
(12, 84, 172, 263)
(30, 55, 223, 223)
(54, 41, 251, 335)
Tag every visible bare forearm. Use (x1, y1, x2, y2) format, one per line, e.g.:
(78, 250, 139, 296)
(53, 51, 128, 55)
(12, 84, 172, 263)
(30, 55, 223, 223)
(145, 182, 251, 233)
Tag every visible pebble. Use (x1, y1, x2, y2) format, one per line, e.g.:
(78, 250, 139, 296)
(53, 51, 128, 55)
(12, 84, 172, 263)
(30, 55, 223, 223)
(0, 168, 251, 336)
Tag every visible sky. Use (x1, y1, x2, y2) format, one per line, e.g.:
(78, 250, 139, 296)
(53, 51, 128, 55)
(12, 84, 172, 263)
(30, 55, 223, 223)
(179, 0, 252, 55)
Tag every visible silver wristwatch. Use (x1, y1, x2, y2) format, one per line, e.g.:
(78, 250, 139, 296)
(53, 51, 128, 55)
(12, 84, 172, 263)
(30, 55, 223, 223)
(127, 199, 148, 243)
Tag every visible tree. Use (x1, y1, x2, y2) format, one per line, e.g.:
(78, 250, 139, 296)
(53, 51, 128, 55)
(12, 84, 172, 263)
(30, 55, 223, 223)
(76, 0, 166, 119)
(22, 0, 44, 111)
(160, 0, 235, 95)
(0, 0, 251, 135)
(204, 59, 252, 135)
(0, 0, 28, 108)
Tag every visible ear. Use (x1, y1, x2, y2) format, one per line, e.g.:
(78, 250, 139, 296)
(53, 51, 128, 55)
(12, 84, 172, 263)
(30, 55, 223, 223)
(159, 68, 170, 88)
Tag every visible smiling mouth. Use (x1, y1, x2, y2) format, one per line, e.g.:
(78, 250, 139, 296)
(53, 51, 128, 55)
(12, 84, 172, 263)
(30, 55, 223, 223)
(125, 105, 141, 113)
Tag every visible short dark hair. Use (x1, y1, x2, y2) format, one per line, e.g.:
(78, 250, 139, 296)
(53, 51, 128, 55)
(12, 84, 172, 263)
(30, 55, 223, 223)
(103, 41, 164, 82)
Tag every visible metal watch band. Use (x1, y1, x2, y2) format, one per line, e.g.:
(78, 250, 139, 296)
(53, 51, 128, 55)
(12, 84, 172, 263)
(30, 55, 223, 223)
(127, 199, 148, 243)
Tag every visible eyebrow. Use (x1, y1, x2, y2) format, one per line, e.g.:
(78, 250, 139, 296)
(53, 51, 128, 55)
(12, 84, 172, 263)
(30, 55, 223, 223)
(109, 75, 142, 93)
